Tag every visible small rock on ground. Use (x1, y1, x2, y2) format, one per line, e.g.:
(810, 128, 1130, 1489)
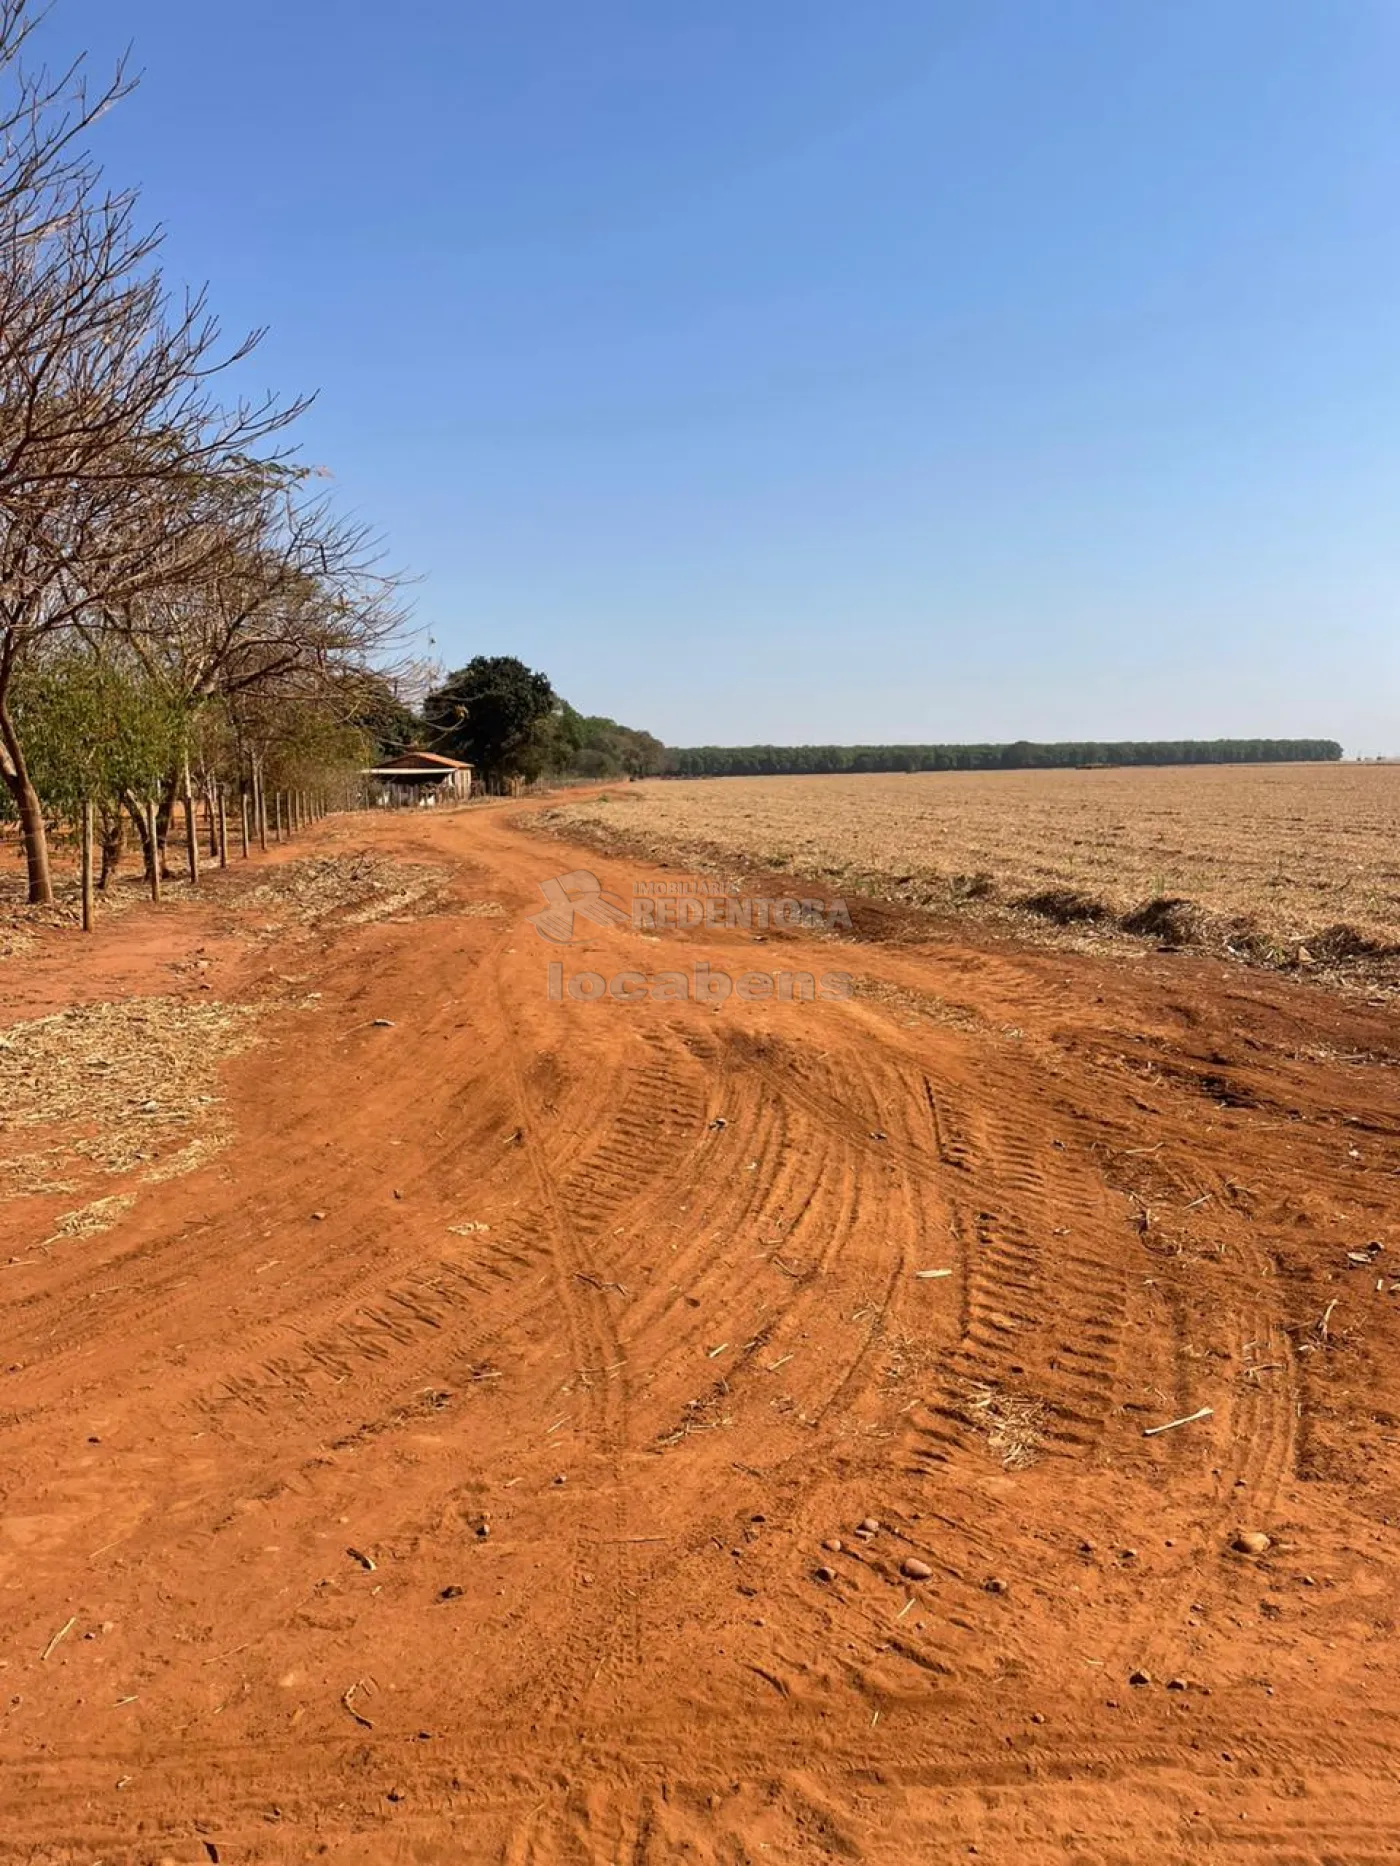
(1234, 1530, 1272, 1555)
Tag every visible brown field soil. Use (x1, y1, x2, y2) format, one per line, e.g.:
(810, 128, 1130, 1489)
(544, 764, 1400, 983)
(3, 798, 1400, 1862)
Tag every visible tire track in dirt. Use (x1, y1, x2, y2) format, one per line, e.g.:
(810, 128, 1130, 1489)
(483, 964, 647, 1714)
(13, 1714, 1391, 1866)
(5, 800, 1400, 1863)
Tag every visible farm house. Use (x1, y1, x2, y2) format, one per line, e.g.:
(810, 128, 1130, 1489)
(363, 749, 474, 806)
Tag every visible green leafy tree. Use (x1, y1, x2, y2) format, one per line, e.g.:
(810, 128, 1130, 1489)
(12, 649, 185, 813)
(516, 699, 583, 781)
(345, 671, 422, 760)
(9, 646, 186, 884)
(516, 704, 666, 782)
(423, 656, 555, 783)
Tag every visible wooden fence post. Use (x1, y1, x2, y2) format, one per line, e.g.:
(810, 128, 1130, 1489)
(183, 765, 200, 886)
(240, 790, 251, 859)
(276, 792, 285, 842)
(147, 800, 162, 902)
(80, 799, 94, 933)
(217, 787, 229, 868)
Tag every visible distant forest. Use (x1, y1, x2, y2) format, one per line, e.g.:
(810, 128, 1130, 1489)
(666, 739, 1343, 778)
(384, 661, 1344, 785)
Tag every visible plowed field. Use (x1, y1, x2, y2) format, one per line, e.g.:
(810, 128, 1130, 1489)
(546, 764, 1400, 976)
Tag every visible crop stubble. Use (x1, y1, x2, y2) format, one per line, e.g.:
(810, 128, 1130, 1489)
(548, 762, 1400, 974)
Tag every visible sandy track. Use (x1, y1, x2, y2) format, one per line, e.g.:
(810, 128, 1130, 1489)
(2, 801, 1399, 1862)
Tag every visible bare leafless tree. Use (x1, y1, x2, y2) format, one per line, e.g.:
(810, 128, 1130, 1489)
(0, 2, 314, 899)
(92, 482, 406, 869)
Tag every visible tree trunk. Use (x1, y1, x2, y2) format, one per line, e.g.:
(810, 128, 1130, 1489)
(0, 697, 53, 905)
(124, 790, 150, 873)
(155, 773, 180, 878)
(97, 805, 124, 890)
(12, 770, 51, 905)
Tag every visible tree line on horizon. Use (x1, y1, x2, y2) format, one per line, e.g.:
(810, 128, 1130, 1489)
(665, 738, 1344, 778)
(388, 662, 1343, 787)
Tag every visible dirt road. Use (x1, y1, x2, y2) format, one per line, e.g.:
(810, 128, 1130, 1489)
(3, 801, 1400, 1863)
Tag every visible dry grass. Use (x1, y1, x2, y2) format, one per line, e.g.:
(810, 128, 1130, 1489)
(227, 853, 452, 932)
(0, 843, 462, 957)
(543, 765, 1400, 981)
(0, 882, 146, 958)
(0, 851, 457, 1212)
(41, 1193, 136, 1245)
(0, 996, 262, 1196)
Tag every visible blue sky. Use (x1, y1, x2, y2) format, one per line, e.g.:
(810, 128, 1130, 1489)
(36, 1, 1400, 751)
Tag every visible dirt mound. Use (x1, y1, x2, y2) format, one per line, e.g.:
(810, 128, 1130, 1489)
(1014, 886, 1111, 925)
(1221, 915, 1280, 964)
(950, 870, 998, 901)
(1120, 895, 1205, 947)
(1310, 921, 1397, 963)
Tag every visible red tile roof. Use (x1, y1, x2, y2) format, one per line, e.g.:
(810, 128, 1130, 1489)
(369, 751, 473, 772)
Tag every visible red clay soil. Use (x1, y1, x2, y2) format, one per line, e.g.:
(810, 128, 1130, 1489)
(2, 802, 1400, 1863)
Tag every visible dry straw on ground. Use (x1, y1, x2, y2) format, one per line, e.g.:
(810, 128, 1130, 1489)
(964, 1380, 1047, 1470)
(0, 885, 143, 957)
(542, 765, 1400, 984)
(0, 996, 262, 1196)
(227, 853, 453, 932)
(41, 1193, 136, 1245)
(0, 853, 461, 1207)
